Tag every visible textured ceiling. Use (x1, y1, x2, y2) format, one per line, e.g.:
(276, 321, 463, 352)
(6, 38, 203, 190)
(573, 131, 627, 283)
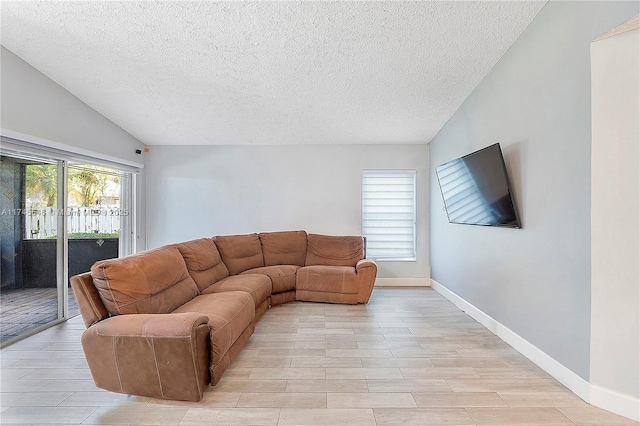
(1, 1, 545, 146)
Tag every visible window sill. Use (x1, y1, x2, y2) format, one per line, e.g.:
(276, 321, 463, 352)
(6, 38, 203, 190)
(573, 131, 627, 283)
(367, 257, 416, 262)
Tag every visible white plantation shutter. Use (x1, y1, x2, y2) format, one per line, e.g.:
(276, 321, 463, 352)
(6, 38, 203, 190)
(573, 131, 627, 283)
(362, 170, 416, 260)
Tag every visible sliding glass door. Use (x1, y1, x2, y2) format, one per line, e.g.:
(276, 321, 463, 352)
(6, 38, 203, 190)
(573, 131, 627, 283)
(0, 153, 65, 344)
(0, 147, 136, 345)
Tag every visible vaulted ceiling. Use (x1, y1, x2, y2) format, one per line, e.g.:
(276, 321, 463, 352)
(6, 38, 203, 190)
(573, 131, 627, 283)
(1, 1, 546, 146)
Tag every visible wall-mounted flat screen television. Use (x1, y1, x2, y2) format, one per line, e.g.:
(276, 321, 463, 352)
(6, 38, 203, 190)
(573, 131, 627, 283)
(435, 143, 521, 228)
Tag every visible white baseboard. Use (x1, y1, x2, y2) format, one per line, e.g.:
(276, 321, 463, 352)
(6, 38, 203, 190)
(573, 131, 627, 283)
(590, 384, 640, 422)
(375, 278, 431, 287)
(430, 279, 591, 402)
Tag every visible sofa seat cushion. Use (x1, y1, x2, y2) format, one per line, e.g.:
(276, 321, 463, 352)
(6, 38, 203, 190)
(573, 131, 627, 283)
(173, 292, 254, 365)
(259, 230, 307, 266)
(296, 266, 360, 305)
(305, 234, 364, 267)
(200, 274, 271, 308)
(214, 234, 264, 275)
(174, 238, 229, 291)
(241, 265, 300, 294)
(91, 247, 199, 315)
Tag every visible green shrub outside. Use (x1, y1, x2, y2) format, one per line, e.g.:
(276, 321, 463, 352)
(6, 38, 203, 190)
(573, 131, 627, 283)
(45, 232, 119, 239)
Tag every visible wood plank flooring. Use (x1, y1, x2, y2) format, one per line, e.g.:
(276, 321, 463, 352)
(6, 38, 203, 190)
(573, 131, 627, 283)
(0, 287, 636, 425)
(0, 288, 79, 344)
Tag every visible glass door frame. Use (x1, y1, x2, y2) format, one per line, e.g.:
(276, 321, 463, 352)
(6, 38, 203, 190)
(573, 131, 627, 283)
(58, 160, 68, 320)
(0, 152, 67, 347)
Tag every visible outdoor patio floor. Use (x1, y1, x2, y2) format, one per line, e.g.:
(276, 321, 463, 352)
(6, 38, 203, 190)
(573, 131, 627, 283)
(0, 287, 79, 344)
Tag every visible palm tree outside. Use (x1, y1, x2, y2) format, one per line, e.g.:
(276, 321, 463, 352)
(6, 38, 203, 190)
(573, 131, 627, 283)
(25, 163, 57, 207)
(25, 164, 121, 239)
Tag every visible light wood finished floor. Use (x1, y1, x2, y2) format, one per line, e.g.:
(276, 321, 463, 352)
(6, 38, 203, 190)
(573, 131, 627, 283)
(0, 287, 636, 425)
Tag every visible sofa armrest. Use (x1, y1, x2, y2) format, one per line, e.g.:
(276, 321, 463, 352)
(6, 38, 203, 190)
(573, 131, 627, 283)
(356, 259, 377, 271)
(82, 313, 210, 402)
(70, 272, 109, 328)
(93, 312, 208, 338)
(355, 259, 378, 303)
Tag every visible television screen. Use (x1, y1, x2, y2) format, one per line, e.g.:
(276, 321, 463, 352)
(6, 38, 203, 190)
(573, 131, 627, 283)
(435, 143, 521, 228)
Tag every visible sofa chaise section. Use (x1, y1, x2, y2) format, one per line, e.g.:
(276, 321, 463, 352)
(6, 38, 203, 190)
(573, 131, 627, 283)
(296, 234, 377, 304)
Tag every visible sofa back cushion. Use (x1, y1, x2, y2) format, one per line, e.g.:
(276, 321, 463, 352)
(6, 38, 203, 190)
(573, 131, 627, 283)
(174, 238, 229, 292)
(214, 233, 264, 275)
(91, 246, 199, 315)
(305, 234, 365, 267)
(259, 230, 307, 266)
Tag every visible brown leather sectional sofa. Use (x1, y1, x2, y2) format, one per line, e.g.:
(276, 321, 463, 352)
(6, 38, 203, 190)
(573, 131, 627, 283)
(70, 231, 377, 402)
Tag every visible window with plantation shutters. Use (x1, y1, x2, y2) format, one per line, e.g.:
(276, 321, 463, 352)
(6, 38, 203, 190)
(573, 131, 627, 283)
(362, 170, 416, 261)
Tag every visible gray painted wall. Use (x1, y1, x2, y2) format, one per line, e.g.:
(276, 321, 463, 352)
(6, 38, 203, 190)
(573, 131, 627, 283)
(1, 46, 145, 164)
(1, 46, 147, 251)
(429, 1, 639, 381)
(145, 144, 429, 279)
